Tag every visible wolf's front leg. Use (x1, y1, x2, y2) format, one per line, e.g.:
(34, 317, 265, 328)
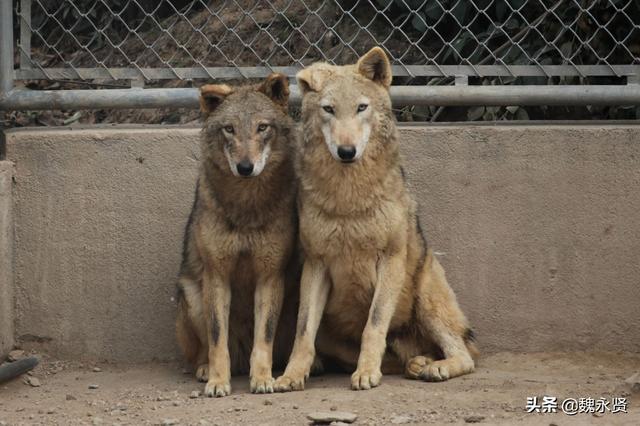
(352, 251, 405, 390)
(249, 271, 284, 394)
(274, 259, 330, 392)
(202, 268, 232, 397)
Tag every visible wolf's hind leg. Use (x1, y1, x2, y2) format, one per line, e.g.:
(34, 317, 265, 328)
(195, 350, 209, 382)
(386, 333, 436, 378)
(177, 278, 209, 379)
(413, 250, 476, 382)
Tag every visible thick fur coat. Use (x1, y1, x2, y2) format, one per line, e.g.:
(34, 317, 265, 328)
(175, 74, 299, 397)
(275, 48, 478, 392)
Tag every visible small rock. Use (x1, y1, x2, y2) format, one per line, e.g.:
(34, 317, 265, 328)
(390, 414, 412, 424)
(464, 415, 485, 423)
(189, 391, 200, 399)
(47, 408, 56, 414)
(7, 350, 25, 362)
(27, 377, 41, 387)
(161, 419, 178, 426)
(93, 367, 102, 373)
(292, 405, 299, 409)
(89, 384, 99, 389)
(624, 372, 640, 393)
(263, 399, 273, 406)
(66, 394, 77, 401)
(172, 401, 181, 407)
(307, 411, 358, 424)
(330, 406, 337, 411)
(92, 417, 104, 425)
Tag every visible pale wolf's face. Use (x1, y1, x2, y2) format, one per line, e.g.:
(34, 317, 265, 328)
(317, 83, 373, 163)
(297, 47, 393, 164)
(199, 74, 290, 177)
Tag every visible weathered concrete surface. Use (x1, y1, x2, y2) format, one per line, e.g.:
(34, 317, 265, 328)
(0, 160, 14, 357)
(401, 125, 640, 354)
(4, 124, 640, 361)
(6, 127, 200, 362)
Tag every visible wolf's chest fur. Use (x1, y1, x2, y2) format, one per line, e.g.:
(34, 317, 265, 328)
(299, 186, 413, 337)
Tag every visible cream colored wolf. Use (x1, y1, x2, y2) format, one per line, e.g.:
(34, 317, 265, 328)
(275, 48, 478, 392)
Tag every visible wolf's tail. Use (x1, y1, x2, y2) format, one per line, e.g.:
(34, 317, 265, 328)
(176, 286, 201, 366)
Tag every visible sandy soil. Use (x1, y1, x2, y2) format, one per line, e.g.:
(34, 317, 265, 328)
(0, 352, 638, 426)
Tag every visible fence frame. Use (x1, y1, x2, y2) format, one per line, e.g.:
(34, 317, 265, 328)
(2, 0, 640, 111)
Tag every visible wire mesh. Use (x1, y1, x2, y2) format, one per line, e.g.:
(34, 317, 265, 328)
(15, 0, 640, 83)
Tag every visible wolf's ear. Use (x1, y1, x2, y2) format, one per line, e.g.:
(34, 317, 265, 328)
(356, 47, 392, 88)
(258, 73, 290, 110)
(296, 66, 330, 94)
(199, 84, 233, 115)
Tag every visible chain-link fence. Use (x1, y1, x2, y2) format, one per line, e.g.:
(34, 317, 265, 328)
(1, 0, 640, 114)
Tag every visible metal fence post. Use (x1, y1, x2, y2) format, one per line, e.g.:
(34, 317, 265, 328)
(0, 0, 14, 95)
(19, 0, 30, 70)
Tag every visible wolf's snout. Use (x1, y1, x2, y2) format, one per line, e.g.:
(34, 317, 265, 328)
(236, 160, 254, 177)
(337, 145, 357, 162)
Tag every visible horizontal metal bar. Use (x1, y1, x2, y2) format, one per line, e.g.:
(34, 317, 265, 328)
(390, 85, 640, 106)
(2, 85, 640, 111)
(14, 65, 640, 81)
(0, 88, 199, 110)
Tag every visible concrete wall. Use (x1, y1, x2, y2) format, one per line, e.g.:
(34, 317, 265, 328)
(4, 124, 640, 361)
(0, 161, 14, 358)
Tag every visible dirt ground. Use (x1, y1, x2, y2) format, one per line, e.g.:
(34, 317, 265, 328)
(0, 352, 638, 426)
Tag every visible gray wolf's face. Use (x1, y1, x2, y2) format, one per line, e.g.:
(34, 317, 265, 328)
(199, 74, 290, 177)
(217, 112, 277, 177)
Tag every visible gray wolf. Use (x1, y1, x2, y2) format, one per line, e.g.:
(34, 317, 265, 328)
(175, 74, 299, 397)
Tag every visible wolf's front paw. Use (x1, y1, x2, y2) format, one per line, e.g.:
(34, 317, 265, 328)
(195, 364, 209, 382)
(250, 374, 275, 394)
(351, 368, 382, 390)
(204, 379, 231, 397)
(274, 372, 306, 392)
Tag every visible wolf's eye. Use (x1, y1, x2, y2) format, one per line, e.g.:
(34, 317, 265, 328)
(322, 105, 334, 114)
(357, 104, 368, 112)
(257, 123, 269, 132)
(223, 125, 234, 134)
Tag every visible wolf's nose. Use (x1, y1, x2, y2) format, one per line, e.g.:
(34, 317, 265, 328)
(337, 145, 356, 161)
(236, 160, 254, 176)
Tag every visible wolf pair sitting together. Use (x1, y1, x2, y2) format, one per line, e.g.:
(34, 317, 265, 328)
(175, 47, 478, 398)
